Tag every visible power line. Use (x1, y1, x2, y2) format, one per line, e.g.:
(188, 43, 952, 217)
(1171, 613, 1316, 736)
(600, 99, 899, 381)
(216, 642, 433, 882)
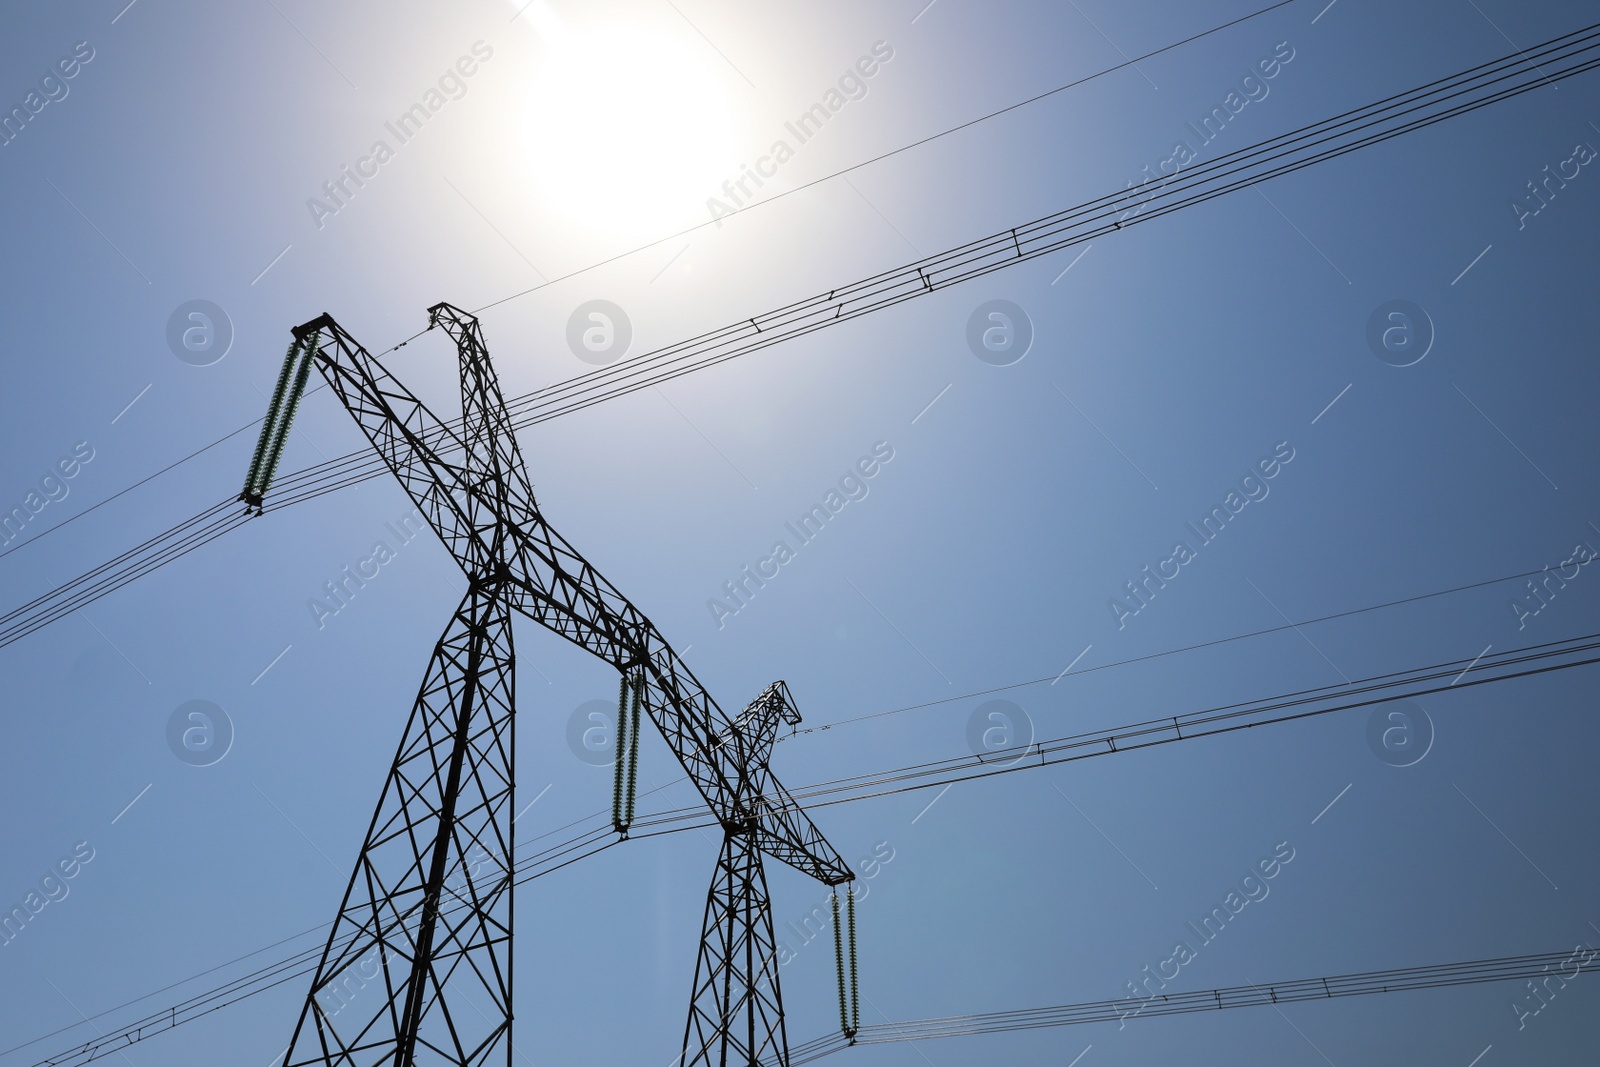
(470, 0, 1306, 316)
(0, 0, 1300, 565)
(21, 826, 623, 1067)
(12, 601, 1561, 1062)
(0, 424, 255, 564)
(14, 13, 1595, 1065)
(4, 21, 1596, 649)
(783, 947, 1599, 1062)
(627, 626, 1600, 829)
(20, 625, 1600, 1065)
(473, 21, 1600, 424)
(0, 330, 427, 563)
(777, 563, 1569, 740)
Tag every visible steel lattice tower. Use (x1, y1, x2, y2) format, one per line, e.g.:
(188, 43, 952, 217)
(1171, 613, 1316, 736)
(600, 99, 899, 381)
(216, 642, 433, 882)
(250, 305, 852, 1067)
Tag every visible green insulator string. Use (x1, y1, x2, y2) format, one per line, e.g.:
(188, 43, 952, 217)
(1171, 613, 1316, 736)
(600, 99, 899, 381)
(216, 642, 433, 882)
(611, 673, 630, 833)
(831, 891, 850, 1037)
(847, 886, 859, 1036)
(624, 672, 643, 825)
(243, 340, 301, 502)
(245, 341, 299, 490)
(255, 337, 318, 502)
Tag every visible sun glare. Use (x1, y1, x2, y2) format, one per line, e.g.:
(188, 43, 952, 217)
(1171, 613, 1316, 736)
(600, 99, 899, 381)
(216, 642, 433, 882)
(526, 23, 739, 238)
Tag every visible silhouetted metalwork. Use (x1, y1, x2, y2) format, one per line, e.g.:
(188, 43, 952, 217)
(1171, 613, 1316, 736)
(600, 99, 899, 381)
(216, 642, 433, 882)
(262, 304, 850, 1066)
(682, 681, 809, 1066)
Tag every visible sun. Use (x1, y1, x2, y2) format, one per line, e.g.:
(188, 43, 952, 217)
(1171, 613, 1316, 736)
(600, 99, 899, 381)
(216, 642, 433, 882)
(525, 21, 739, 238)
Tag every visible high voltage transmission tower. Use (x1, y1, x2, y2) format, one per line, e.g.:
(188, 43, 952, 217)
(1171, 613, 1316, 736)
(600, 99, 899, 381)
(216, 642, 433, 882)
(3, 21, 1588, 1065)
(243, 304, 855, 1066)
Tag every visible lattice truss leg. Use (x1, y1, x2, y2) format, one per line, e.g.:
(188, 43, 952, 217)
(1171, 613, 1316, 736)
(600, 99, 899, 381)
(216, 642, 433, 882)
(683, 828, 788, 1067)
(283, 583, 516, 1067)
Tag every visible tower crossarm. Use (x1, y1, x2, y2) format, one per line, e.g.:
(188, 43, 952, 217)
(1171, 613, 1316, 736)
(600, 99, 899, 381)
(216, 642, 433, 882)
(729, 682, 852, 887)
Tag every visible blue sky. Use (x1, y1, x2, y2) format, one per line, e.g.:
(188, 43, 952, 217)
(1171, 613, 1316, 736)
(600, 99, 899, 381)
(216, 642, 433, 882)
(2, 0, 1599, 1063)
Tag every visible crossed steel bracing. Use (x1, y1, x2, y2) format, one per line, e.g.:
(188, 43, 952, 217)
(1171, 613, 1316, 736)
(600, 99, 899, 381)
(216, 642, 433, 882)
(275, 304, 851, 1066)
